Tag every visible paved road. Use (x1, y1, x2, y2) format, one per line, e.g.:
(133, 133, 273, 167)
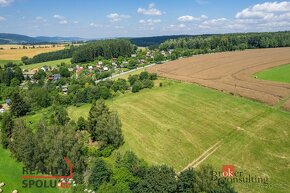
(95, 63, 159, 84)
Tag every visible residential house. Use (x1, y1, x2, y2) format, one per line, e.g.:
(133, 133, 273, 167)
(23, 70, 37, 79)
(103, 66, 109, 71)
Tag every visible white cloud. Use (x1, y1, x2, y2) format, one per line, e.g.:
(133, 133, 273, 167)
(0, 16, 6, 21)
(236, 1, 290, 19)
(178, 15, 208, 22)
(59, 20, 68, 24)
(139, 19, 161, 25)
(73, 21, 79, 24)
(90, 22, 101, 27)
(137, 3, 163, 16)
(107, 13, 130, 22)
(35, 16, 47, 23)
(53, 14, 65, 20)
(0, 0, 13, 7)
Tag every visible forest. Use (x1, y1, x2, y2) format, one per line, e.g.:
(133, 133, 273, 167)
(159, 31, 290, 52)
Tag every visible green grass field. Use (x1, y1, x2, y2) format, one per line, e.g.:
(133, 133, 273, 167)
(256, 63, 290, 83)
(0, 145, 68, 193)
(0, 60, 21, 67)
(20, 58, 72, 70)
(66, 80, 290, 193)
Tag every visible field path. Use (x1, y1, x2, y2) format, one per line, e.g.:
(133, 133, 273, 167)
(179, 141, 221, 173)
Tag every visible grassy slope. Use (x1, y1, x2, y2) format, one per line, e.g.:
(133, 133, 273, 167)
(67, 80, 290, 193)
(256, 63, 290, 83)
(21, 58, 72, 70)
(0, 60, 21, 67)
(0, 145, 65, 193)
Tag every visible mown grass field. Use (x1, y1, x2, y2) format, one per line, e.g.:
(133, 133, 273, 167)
(0, 145, 67, 193)
(0, 45, 65, 60)
(66, 80, 290, 193)
(256, 63, 290, 83)
(21, 58, 72, 70)
(18, 78, 290, 193)
(0, 60, 21, 67)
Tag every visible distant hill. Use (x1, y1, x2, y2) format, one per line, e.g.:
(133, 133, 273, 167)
(129, 35, 194, 47)
(0, 33, 87, 44)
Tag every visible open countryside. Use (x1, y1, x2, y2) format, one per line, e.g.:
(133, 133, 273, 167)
(0, 44, 65, 60)
(1, 1, 290, 193)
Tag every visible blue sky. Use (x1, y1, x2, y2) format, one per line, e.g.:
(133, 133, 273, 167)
(0, 0, 290, 38)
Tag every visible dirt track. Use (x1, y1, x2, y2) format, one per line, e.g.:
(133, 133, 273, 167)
(149, 48, 290, 106)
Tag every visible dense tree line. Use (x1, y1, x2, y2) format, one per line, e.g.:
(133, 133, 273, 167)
(129, 35, 193, 47)
(159, 31, 290, 52)
(71, 39, 136, 63)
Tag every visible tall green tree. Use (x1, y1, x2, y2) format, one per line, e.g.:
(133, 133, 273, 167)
(89, 158, 111, 190)
(0, 113, 14, 149)
(10, 92, 30, 117)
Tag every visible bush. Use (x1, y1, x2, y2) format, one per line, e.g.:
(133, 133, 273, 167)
(132, 81, 143, 93)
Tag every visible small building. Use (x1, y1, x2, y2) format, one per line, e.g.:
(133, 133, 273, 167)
(88, 66, 93, 70)
(98, 61, 103, 65)
(6, 99, 11, 106)
(131, 54, 137, 58)
(53, 74, 61, 81)
(62, 86, 68, 95)
(23, 70, 37, 79)
(103, 66, 109, 71)
(40, 65, 49, 72)
(68, 68, 74, 72)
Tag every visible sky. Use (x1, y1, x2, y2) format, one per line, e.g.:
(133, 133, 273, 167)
(0, 0, 290, 38)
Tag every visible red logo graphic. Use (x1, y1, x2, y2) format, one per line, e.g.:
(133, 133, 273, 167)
(222, 165, 235, 177)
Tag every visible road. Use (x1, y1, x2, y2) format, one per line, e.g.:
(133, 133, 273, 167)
(95, 63, 159, 84)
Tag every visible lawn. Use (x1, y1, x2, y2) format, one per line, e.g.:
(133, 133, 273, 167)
(21, 58, 72, 70)
(0, 145, 66, 193)
(67, 80, 290, 193)
(0, 60, 21, 67)
(255, 63, 290, 83)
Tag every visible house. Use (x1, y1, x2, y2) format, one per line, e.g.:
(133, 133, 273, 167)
(6, 99, 11, 106)
(112, 62, 117, 68)
(103, 66, 109, 71)
(68, 68, 74, 72)
(88, 66, 93, 71)
(40, 65, 49, 72)
(131, 54, 137, 58)
(0, 108, 5, 113)
(53, 74, 61, 81)
(98, 61, 103, 65)
(23, 70, 37, 79)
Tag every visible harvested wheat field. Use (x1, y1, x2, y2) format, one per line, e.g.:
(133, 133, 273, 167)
(0, 44, 65, 60)
(149, 48, 290, 107)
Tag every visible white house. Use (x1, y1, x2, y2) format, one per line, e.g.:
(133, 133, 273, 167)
(103, 66, 109, 71)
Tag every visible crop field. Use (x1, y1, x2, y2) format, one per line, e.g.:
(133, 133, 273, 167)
(0, 44, 65, 60)
(20, 58, 72, 70)
(255, 64, 290, 84)
(64, 80, 290, 193)
(148, 48, 290, 107)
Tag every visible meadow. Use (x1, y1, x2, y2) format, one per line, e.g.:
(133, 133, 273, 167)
(0, 145, 67, 193)
(66, 80, 290, 193)
(0, 44, 65, 60)
(256, 63, 290, 83)
(0, 60, 21, 67)
(20, 58, 72, 70)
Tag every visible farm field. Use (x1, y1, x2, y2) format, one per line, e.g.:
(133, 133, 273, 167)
(0, 44, 65, 60)
(64, 80, 290, 193)
(148, 48, 290, 107)
(256, 63, 290, 84)
(21, 58, 72, 70)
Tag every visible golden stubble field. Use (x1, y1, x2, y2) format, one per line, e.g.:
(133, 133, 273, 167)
(0, 44, 65, 60)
